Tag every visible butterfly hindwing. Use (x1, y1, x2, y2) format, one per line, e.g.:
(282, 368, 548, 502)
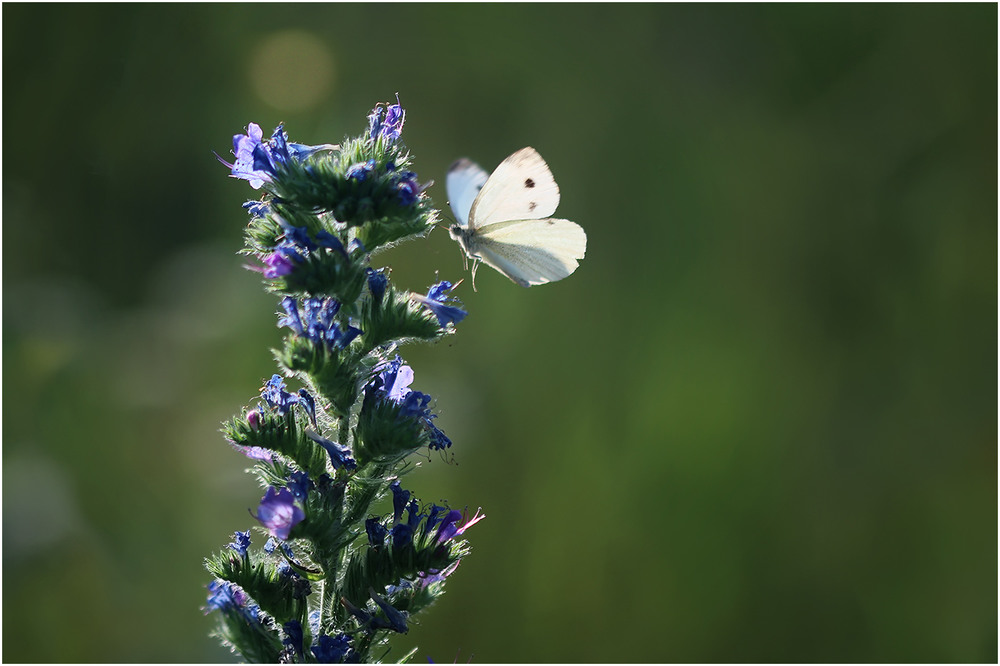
(469, 218, 587, 287)
(446, 158, 490, 229)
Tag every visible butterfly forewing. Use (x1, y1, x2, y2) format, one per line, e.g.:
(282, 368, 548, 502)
(446, 158, 490, 229)
(469, 147, 560, 228)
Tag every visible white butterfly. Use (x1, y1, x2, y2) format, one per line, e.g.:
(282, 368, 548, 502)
(445, 147, 587, 288)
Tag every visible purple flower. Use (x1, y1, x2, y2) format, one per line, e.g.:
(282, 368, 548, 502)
(382, 102, 405, 138)
(436, 507, 486, 544)
(247, 243, 304, 279)
(252, 486, 305, 540)
(228, 439, 273, 462)
(367, 94, 406, 143)
(417, 559, 461, 588)
(218, 122, 275, 189)
(411, 280, 468, 327)
(204, 580, 261, 623)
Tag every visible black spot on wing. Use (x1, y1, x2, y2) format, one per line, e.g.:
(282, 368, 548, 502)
(528, 201, 537, 211)
(525, 178, 535, 188)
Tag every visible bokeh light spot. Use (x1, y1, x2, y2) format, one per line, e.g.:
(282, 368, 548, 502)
(248, 30, 335, 112)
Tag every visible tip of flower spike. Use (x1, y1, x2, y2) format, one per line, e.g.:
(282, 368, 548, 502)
(368, 94, 406, 143)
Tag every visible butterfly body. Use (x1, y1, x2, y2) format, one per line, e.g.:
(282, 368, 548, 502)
(446, 147, 587, 288)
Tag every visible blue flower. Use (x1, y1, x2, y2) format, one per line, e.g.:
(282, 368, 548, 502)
(274, 217, 346, 256)
(283, 620, 304, 656)
(347, 159, 376, 182)
(265, 124, 337, 168)
(411, 280, 468, 327)
(390, 480, 410, 522)
(385, 498, 447, 551)
(243, 200, 271, 219)
(316, 230, 347, 254)
(252, 486, 305, 540)
(219, 123, 338, 190)
(279, 297, 362, 351)
(341, 590, 408, 634)
(341, 596, 375, 627)
(364, 357, 454, 451)
(296, 389, 317, 427)
(394, 170, 421, 206)
(366, 268, 388, 304)
(287, 470, 313, 501)
(311, 633, 354, 663)
(228, 530, 251, 558)
(306, 430, 358, 470)
(261, 374, 300, 415)
(264, 537, 296, 559)
(365, 517, 387, 547)
(369, 588, 409, 633)
(389, 498, 422, 549)
(204, 580, 261, 623)
(424, 503, 446, 533)
(390, 521, 414, 551)
(279, 219, 319, 251)
(367, 94, 405, 143)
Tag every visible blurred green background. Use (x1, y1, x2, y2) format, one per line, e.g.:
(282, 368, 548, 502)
(3, 3, 996, 663)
